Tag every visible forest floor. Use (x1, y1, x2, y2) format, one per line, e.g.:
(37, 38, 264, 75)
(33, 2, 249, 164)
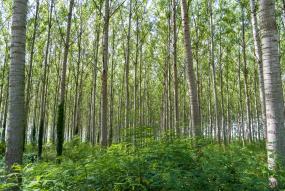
(0, 138, 284, 190)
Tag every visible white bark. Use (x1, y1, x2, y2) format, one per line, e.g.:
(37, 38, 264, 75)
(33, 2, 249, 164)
(5, 0, 28, 170)
(250, 0, 267, 140)
(259, 0, 285, 178)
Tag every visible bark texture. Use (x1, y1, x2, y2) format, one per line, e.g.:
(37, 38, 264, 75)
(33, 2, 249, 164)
(101, 0, 110, 147)
(5, 0, 28, 171)
(181, 0, 201, 137)
(259, 0, 285, 180)
(249, 0, 267, 139)
(56, 0, 74, 157)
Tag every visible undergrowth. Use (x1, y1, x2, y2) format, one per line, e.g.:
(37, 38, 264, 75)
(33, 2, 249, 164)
(0, 139, 284, 190)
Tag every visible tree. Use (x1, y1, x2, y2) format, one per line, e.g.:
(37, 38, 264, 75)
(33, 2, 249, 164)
(56, 0, 74, 157)
(125, 0, 132, 133)
(249, 0, 266, 139)
(25, 0, 39, 148)
(259, 0, 285, 187)
(172, 0, 179, 136)
(241, 2, 251, 142)
(181, 0, 201, 137)
(209, 0, 220, 142)
(38, 0, 54, 159)
(100, 0, 110, 147)
(5, 0, 28, 173)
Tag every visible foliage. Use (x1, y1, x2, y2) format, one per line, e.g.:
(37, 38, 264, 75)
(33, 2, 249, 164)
(1, 139, 283, 191)
(0, 142, 5, 157)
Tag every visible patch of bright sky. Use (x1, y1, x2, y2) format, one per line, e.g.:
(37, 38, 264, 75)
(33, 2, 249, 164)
(147, 0, 152, 9)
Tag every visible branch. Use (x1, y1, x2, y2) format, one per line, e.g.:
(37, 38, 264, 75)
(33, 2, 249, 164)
(92, 0, 103, 17)
(110, 0, 127, 18)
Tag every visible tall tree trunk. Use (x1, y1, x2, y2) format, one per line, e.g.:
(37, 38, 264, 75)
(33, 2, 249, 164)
(219, 35, 225, 145)
(193, 4, 201, 133)
(109, 28, 115, 145)
(25, 0, 40, 148)
(5, 0, 28, 174)
(139, 42, 143, 127)
(207, 40, 213, 139)
(254, 69, 260, 140)
(1, 79, 8, 144)
(56, 0, 74, 157)
(100, 0, 110, 147)
(91, 27, 101, 144)
(0, 40, 9, 143)
(125, 0, 132, 132)
(73, 16, 83, 137)
(172, 0, 179, 136)
(133, 7, 139, 138)
(226, 57, 231, 143)
(238, 47, 244, 142)
(209, 0, 220, 142)
(181, 0, 201, 137)
(250, 0, 267, 140)
(241, 4, 252, 142)
(52, 51, 61, 144)
(38, 0, 53, 159)
(259, 0, 285, 186)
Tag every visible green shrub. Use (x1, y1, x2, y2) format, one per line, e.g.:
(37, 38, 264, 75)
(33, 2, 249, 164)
(1, 139, 285, 190)
(0, 142, 5, 156)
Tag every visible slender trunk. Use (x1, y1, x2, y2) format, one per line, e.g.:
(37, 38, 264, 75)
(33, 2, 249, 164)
(91, 28, 101, 144)
(109, 29, 115, 145)
(181, 0, 201, 137)
(250, 0, 267, 140)
(1, 76, 8, 144)
(139, 43, 143, 127)
(209, 0, 220, 142)
(125, 0, 132, 131)
(73, 17, 83, 136)
(38, 0, 53, 159)
(133, 9, 139, 135)
(167, 3, 172, 136)
(219, 36, 225, 145)
(25, 0, 40, 148)
(52, 51, 61, 144)
(241, 4, 252, 142)
(226, 58, 231, 143)
(254, 69, 260, 141)
(100, 0, 110, 147)
(172, 0, 179, 136)
(238, 47, 244, 142)
(207, 40, 213, 139)
(193, 5, 201, 131)
(0, 41, 8, 143)
(56, 0, 74, 157)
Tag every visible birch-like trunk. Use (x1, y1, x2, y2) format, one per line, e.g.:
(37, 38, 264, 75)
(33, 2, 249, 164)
(241, 4, 252, 142)
(250, 0, 267, 140)
(209, 0, 220, 142)
(5, 0, 28, 171)
(259, 0, 285, 186)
